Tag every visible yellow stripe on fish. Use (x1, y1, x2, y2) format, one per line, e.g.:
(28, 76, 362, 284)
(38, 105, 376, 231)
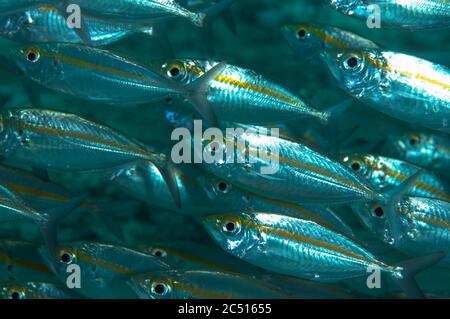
(38, 49, 161, 87)
(185, 64, 307, 108)
(4, 117, 153, 160)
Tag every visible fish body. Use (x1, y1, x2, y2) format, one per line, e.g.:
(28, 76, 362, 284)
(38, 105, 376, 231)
(153, 59, 330, 124)
(328, 0, 450, 29)
(203, 212, 396, 282)
(112, 161, 353, 235)
(0, 164, 97, 211)
(39, 242, 170, 299)
(322, 48, 450, 133)
(352, 197, 450, 264)
(64, 0, 205, 27)
(138, 241, 264, 275)
(282, 22, 378, 62)
(385, 133, 450, 177)
(7, 43, 181, 106)
(199, 128, 382, 206)
(0, 240, 55, 283)
(0, 109, 165, 172)
(0, 0, 48, 15)
(130, 270, 288, 299)
(0, 282, 78, 299)
(342, 154, 450, 201)
(0, 6, 152, 46)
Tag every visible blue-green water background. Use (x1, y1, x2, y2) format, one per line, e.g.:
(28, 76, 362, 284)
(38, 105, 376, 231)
(0, 0, 449, 298)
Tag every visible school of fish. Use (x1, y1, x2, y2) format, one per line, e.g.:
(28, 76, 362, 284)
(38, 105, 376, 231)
(0, 0, 448, 299)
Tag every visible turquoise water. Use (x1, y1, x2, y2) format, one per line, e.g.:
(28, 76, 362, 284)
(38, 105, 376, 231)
(0, 0, 449, 299)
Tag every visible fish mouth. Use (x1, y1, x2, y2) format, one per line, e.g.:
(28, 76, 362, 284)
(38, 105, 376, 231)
(319, 49, 342, 80)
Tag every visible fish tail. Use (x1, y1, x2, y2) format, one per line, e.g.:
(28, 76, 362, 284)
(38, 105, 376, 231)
(202, 0, 239, 34)
(379, 170, 424, 244)
(38, 194, 87, 271)
(390, 252, 446, 299)
(191, 12, 206, 27)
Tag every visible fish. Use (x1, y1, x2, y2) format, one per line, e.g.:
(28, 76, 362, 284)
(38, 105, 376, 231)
(129, 270, 288, 299)
(327, 0, 450, 29)
(0, 6, 154, 46)
(0, 1, 49, 15)
(0, 108, 181, 206)
(352, 197, 450, 265)
(61, 0, 205, 27)
(0, 164, 124, 239)
(0, 281, 79, 299)
(384, 132, 450, 177)
(0, 240, 56, 283)
(111, 160, 354, 235)
(202, 212, 445, 298)
(198, 126, 386, 206)
(152, 59, 331, 124)
(38, 242, 171, 299)
(321, 48, 450, 133)
(341, 154, 450, 201)
(6, 44, 225, 123)
(0, 185, 85, 268)
(138, 241, 264, 275)
(281, 22, 378, 62)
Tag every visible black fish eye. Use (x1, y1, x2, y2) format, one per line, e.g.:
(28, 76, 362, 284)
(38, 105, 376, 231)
(351, 162, 361, 171)
(345, 56, 359, 69)
(169, 67, 180, 78)
(152, 249, 167, 258)
(26, 49, 40, 62)
(217, 181, 228, 193)
(60, 252, 72, 264)
(297, 29, 306, 38)
(222, 219, 240, 234)
(409, 137, 419, 146)
(11, 291, 23, 299)
(152, 283, 167, 295)
(373, 206, 384, 217)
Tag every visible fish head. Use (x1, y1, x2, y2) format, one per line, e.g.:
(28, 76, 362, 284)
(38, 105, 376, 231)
(38, 244, 79, 278)
(202, 213, 260, 258)
(388, 133, 437, 168)
(0, 12, 30, 39)
(128, 271, 176, 299)
(328, 0, 366, 15)
(281, 23, 325, 58)
(8, 45, 45, 77)
(0, 283, 29, 299)
(321, 48, 382, 99)
(351, 202, 390, 242)
(342, 154, 382, 184)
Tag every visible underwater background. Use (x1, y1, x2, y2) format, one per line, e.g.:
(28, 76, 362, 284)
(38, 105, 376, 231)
(0, 0, 449, 298)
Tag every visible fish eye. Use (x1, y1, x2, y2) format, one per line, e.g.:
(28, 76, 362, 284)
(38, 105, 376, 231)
(10, 290, 25, 299)
(221, 218, 241, 235)
(409, 136, 419, 146)
(351, 162, 361, 171)
(296, 28, 308, 39)
(151, 248, 167, 258)
(344, 55, 360, 70)
(166, 63, 185, 79)
(372, 206, 385, 218)
(151, 282, 169, 295)
(25, 48, 40, 63)
(60, 251, 75, 264)
(216, 181, 230, 194)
